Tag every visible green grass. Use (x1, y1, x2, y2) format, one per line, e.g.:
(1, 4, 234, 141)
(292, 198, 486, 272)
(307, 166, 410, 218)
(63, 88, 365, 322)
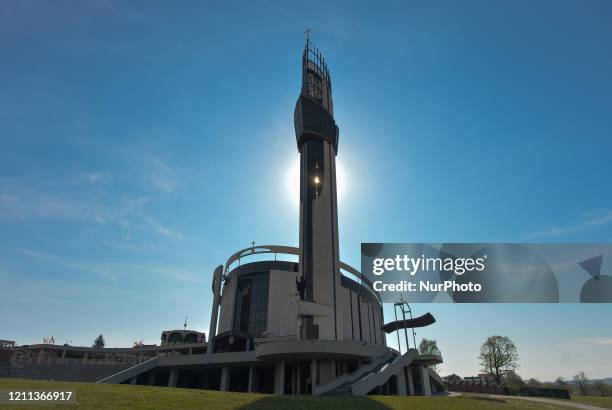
(0, 379, 576, 409)
(571, 396, 612, 409)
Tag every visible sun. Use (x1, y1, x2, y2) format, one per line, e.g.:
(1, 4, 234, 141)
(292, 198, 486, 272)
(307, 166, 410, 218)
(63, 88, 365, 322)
(286, 157, 347, 208)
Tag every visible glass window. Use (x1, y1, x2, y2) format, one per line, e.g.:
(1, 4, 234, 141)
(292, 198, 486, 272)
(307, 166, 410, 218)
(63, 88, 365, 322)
(233, 272, 269, 336)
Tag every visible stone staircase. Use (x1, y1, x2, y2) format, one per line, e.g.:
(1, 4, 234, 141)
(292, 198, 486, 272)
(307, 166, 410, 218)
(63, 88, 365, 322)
(314, 350, 395, 395)
(351, 349, 418, 396)
(316, 348, 418, 396)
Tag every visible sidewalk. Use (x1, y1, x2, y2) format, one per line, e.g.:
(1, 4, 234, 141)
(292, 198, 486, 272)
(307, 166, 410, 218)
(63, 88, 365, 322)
(461, 392, 608, 410)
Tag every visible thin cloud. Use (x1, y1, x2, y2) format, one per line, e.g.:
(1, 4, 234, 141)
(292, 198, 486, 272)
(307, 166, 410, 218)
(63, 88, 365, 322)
(524, 209, 612, 239)
(82, 172, 111, 185)
(0, 182, 182, 241)
(143, 154, 176, 192)
(143, 216, 183, 240)
(575, 337, 612, 346)
(10, 247, 201, 284)
(146, 154, 172, 173)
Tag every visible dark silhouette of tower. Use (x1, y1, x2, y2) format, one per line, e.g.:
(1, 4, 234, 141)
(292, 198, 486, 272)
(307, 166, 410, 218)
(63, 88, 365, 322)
(294, 39, 342, 341)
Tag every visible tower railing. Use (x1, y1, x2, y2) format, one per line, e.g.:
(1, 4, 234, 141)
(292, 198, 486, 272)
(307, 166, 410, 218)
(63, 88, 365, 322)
(223, 244, 381, 304)
(304, 41, 330, 83)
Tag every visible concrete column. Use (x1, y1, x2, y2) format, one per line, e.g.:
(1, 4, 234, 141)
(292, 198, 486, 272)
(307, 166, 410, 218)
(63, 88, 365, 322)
(82, 352, 88, 365)
(396, 367, 407, 396)
(147, 371, 156, 386)
(207, 265, 223, 354)
(189, 347, 192, 356)
(294, 363, 302, 394)
(220, 367, 230, 391)
(310, 359, 317, 394)
(247, 366, 255, 393)
(330, 359, 336, 378)
(130, 377, 137, 385)
(407, 367, 415, 395)
(37, 349, 45, 364)
(317, 360, 334, 386)
(168, 368, 178, 387)
(420, 366, 432, 396)
(274, 361, 285, 394)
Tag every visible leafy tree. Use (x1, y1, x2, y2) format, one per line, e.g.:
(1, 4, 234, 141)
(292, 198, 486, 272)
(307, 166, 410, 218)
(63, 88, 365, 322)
(93, 334, 105, 348)
(502, 370, 526, 388)
(419, 338, 441, 355)
(527, 378, 541, 388)
(573, 372, 589, 396)
(418, 338, 441, 371)
(479, 335, 519, 385)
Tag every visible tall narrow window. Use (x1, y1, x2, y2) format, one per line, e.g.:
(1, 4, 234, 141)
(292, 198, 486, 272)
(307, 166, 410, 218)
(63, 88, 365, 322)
(233, 272, 269, 336)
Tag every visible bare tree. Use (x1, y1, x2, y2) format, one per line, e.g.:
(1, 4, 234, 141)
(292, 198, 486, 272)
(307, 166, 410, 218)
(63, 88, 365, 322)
(554, 377, 567, 388)
(479, 335, 519, 385)
(573, 372, 589, 396)
(594, 380, 607, 397)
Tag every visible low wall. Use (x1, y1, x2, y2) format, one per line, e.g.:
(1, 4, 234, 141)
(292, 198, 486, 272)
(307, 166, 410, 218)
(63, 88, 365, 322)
(508, 387, 571, 400)
(447, 382, 505, 395)
(8, 362, 133, 382)
(447, 383, 570, 399)
(0, 349, 11, 377)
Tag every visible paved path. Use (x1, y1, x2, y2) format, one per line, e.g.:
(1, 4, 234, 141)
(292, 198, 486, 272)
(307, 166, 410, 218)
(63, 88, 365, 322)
(461, 393, 607, 410)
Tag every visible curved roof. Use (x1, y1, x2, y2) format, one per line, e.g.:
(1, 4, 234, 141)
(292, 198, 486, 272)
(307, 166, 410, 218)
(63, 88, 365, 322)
(162, 330, 204, 335)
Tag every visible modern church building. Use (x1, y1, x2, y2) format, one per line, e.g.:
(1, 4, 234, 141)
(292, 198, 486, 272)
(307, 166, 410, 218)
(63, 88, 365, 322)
(97, 40, 445, 396)
(5, 41, 444, 396)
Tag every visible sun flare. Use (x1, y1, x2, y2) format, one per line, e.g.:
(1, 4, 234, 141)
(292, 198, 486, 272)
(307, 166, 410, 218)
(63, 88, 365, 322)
(286, 158, 347, 208)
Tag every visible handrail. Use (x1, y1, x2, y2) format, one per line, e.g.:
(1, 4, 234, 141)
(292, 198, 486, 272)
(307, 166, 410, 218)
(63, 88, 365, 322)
(96, 356, 159, 384)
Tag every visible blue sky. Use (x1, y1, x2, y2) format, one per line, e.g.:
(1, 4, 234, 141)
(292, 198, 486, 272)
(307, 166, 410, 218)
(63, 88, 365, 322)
(1, 0, 612, 381)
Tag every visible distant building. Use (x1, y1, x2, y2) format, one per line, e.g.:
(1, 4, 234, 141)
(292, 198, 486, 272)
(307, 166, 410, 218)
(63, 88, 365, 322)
(0, 340, 15, 349)
(444, 374, 462, 384)
(463, 374, 496, 384)
(161, 330, 206, 346)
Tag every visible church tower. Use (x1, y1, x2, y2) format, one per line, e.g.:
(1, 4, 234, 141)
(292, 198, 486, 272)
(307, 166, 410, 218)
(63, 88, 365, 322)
(294, 38, 343, 341)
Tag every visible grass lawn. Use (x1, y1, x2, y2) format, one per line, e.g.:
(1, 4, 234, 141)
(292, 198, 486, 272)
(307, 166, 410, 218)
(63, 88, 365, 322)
(0, 379, 577, 409)
(571, 396, 612, 409)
